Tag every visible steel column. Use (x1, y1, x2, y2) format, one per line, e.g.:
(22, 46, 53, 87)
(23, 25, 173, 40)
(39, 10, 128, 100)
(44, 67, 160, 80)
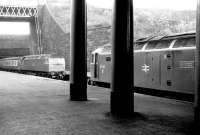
(111, 0, 134, 116)
(70, 0, 87, 101)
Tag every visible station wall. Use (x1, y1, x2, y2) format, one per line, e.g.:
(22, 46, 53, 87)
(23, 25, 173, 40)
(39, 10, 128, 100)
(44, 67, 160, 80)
(40, 5, 70, 70)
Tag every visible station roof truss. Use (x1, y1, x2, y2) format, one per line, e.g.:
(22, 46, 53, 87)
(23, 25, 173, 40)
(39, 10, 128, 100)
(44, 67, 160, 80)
(0, 5, 38, 18)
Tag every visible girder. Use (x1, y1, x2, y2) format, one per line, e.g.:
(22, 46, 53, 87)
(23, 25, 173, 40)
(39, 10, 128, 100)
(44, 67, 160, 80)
(0, 5, 38, 18)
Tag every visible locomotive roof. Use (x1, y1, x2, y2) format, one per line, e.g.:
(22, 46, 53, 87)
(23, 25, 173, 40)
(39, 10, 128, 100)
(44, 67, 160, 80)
(92, 44, 111, 55)
(0, 56, 20, 60)
(93, 32, 196, 55)
(136, 32, 195, 43)
(163, 32, 195, 40)
(0, 54, 65, 61)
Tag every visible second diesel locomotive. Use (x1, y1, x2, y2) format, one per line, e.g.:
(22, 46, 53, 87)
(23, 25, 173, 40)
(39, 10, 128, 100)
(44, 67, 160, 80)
(89, 32, 196, 97)
(0, 54, 66, 79)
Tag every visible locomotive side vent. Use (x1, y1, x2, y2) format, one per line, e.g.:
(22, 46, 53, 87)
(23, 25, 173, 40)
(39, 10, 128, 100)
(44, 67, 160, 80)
(167, 66, 171, 70)
(167, 54, 171, 58)
(167, 80, 172, 86)
(106, 57, 111, 61)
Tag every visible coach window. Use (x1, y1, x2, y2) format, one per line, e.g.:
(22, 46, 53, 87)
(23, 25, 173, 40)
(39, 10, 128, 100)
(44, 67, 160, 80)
(173, 38, 195, 48)
(134, 43, 145, 50)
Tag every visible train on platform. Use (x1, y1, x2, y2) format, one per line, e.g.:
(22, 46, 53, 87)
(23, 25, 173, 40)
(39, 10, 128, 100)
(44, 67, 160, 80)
(0, 54, 67, 79)
(89, 32, 196, 100)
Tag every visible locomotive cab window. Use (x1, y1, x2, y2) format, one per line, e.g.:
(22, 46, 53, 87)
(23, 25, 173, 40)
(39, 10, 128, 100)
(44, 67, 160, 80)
(173, 38, 195, 48)
(146, 40, 171, 50)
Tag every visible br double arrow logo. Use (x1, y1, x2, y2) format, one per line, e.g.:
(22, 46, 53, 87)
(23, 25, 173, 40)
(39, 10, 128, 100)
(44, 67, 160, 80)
(142, 64, 150, 73)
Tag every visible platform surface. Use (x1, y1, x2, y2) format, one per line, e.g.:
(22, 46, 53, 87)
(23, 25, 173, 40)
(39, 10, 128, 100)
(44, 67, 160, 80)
(0, 71, 194, 135)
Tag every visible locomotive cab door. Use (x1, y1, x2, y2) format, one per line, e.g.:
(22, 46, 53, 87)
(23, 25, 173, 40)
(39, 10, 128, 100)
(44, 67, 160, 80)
(98, 55, 111, 83)
(90, 53, 99, 81)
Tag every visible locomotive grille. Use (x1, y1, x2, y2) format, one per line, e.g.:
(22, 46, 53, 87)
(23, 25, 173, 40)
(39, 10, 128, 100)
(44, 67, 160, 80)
(179, 61, 194, 69)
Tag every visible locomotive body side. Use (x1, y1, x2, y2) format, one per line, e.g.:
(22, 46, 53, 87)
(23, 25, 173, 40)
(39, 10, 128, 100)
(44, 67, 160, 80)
(0, 54, 66, 79)
(20, 55, 50, 72)
(90, 33, 195, 95)
(20, 54, 65, 73)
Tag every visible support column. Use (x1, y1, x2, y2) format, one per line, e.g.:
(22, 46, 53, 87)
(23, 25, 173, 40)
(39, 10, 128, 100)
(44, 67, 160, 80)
(111, 0, 134, 116)
(70, 0, 87, 101)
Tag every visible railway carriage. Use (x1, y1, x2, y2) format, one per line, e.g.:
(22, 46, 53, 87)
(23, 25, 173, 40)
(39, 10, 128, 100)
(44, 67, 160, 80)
(90, 32, 196, 96)
(0, 57, 21, 70)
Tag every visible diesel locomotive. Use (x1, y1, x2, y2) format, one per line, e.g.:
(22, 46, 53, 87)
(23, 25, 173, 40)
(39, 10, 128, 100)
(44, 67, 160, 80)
(89, 32, 196, 99)
(0, 54, 66, 79)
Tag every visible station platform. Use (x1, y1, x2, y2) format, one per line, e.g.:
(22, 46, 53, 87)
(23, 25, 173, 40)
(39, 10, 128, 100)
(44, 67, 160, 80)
(0, 71, 194, 135)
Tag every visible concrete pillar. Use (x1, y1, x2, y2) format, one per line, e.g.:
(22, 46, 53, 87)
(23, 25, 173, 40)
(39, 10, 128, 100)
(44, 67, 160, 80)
(111, 0, 134, 116)
(70, 0, 87, 101)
